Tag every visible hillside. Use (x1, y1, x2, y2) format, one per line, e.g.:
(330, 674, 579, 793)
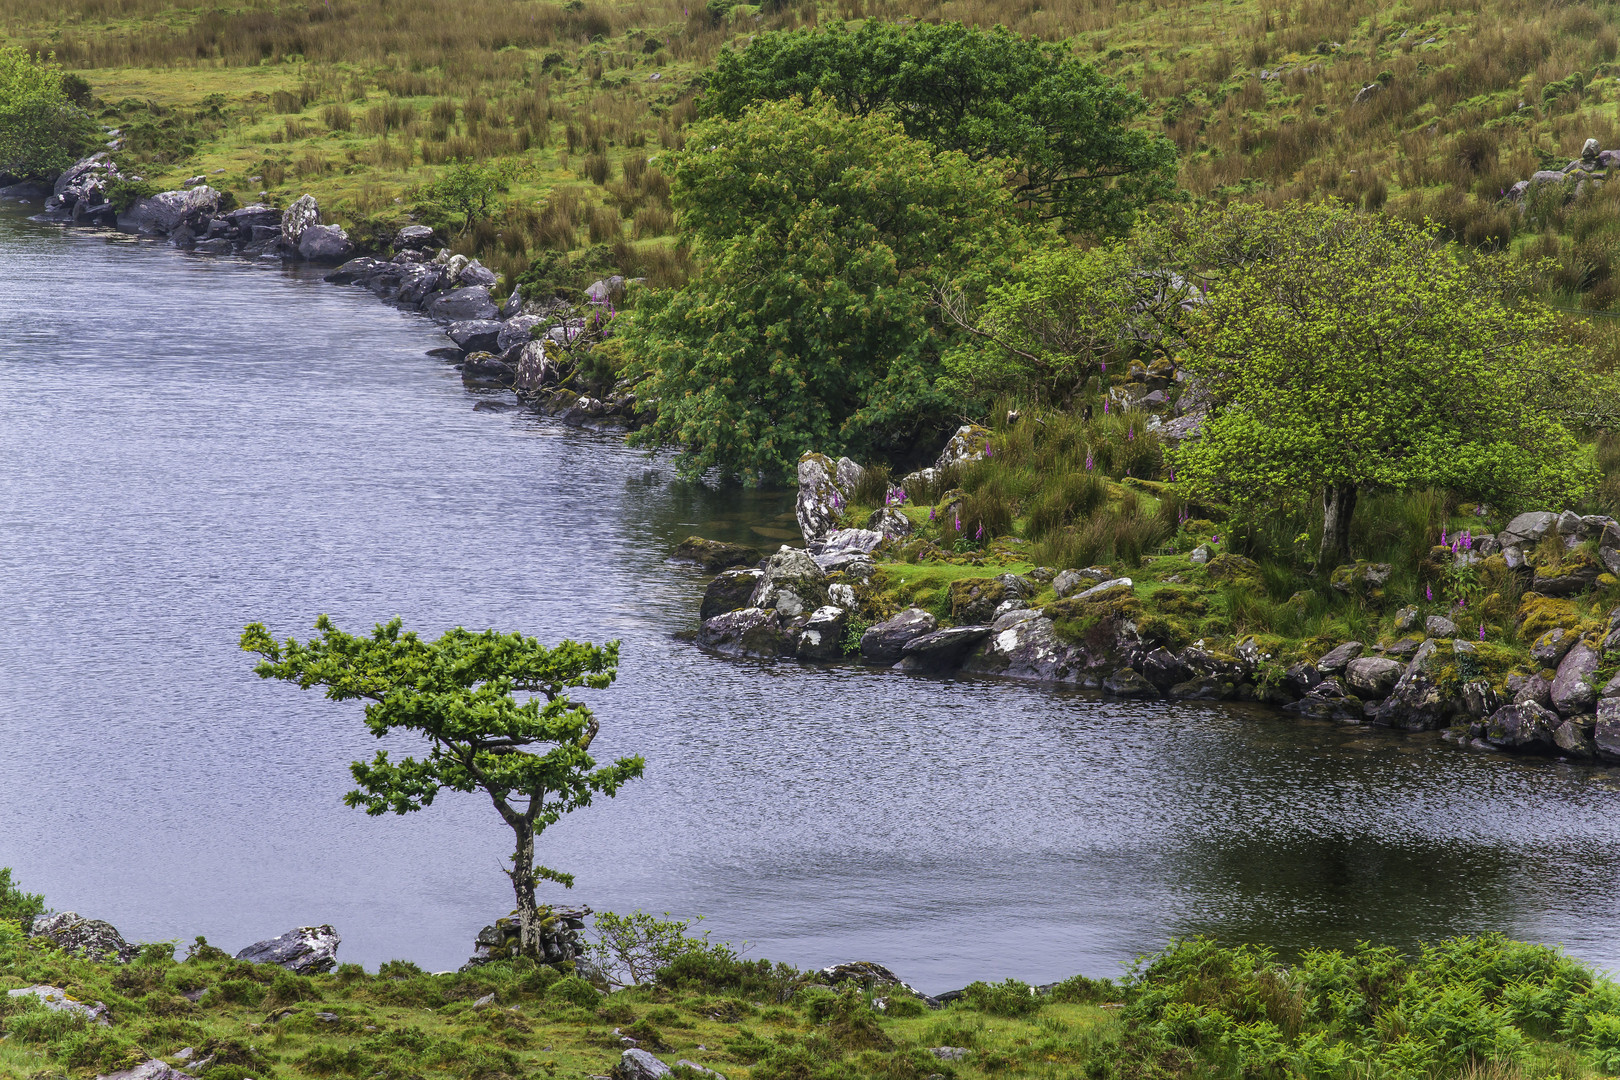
(8, 0, 1620, 301)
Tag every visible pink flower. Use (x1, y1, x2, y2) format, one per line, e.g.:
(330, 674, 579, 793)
(1426, 584, 1433, 602)
(975, 523, 984, 540)
(954, 514, 961, 532)
(1441, 527, 1448, 545)
(1085, 454, 1094, 471)
(1103, 400, 1110, 415)
(985, 442, 993, 458)
(928, 507, 936, 521)
(1127, 425, 1135, 441)
(1479, 624, 1486, 640)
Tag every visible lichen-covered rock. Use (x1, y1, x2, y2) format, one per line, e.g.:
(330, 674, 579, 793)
(297, 223, 353, 263)
(1530, 627, 1577, 666)
(464, 906, 589, 968)
(1315, 641, 1363, 674)
(866, 506, 912, 542)
(1138, 647, 1191, 692)
(697, 607, 785, 658)
(1554, 719, 1597, 758)
(1532, 555, 1603, 597)
(618, 1047, 673, 1080)
(860, 609, 937, 663)
(1330, 561, 1393, 600)
(1510, 672, 1554, 708)
(1394, 606, 1421, 633)
(1205, 553, 1262, 584)
(1550, 643, 1600, 715)
(933, 424, 993, 471)
(796, 606, 850, 662)
(118, 186, 221, 235)
(897, 625, 992, 671)
(750, 546, 828, 617)
(796, 453, 847, 543)
(1372, 640, 1449, 730)
(9, 984, 111, 1025)
(460, 352, 515, 389)
(458, 260, 497, 288)
(1424, 615, 1457, 638)
(1052, 567, 1109, 598)
(30, 912, 139, 963)
(1169, 675, 1237, 700)
(280, 194, 321, 244)
(948, 578, 1007, 624)
(700, 568, 763, 621)
(1074, 577, 1132, 602)
(1595, 698, 1620, 762)
(673, 536, 761, 573)
(447, 319, 505, 353)
(1500, 510, 1559, 545)
(1344, 657, 1403, 698)
(961, 610, 1091, 685)
(235, 925, 340, 974)
(1486, 701, 1561, 752)
(95, 1060, 196, 1080)
(807, 528, 883, 572)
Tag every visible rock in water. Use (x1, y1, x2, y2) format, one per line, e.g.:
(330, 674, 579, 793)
(118, 187, 221, 235)
(696, 608, 785, 658)
(425, 286, 500, 323)
(700, 568, 763, 621)
(858, 608, 937, 664)
(234, 925, 340, 974)
(280, 194, 320, 245)
(672, 536, 761, 573)
(749, 546, 828, 618)
(795, 453, 847, 543)
(30, 911, 139, 963)
(297, 223, 354, 263)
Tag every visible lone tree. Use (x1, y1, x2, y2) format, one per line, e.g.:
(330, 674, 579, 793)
(241, 616, 644, 957)
(1168, 200, 1597, 573)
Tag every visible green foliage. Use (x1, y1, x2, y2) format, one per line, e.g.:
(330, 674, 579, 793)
(0, 867, 44, 926)
(702, 20, 1178, 235)
(963, 978, 1044, 1018)
(590, 910, 733, 988)
(623, 96, 1039, 482)
(547, 974, 601, 1008)
(240, 616, 644, 954)
(0, 46, 99, 181)
(420, 157, 521, 235)
(1168, 201, 1600, 567)
(106, 177, 158, 212)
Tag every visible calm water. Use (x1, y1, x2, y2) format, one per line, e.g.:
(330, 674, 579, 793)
(5, 209, 1620, 989)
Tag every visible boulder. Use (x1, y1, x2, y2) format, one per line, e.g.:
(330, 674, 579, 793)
(324, 257, 387, 285)
(796, 453, 848, 543)
(95, 1061, 196, 1080)
(1344, 657, 1403, 698)
(958, 609, 1105, 685)
(1531, 627, 1577, 666)
(458, 260, 498, 287)
(460, 352, 515, 389)
(949, 578, 1008, 624)
(426, 286, 500, 323)
(1283, 662, 1323, 697)
(30, 912, 139, 963)
(1315, 641, 1363, 674)
(447, 319, 505, 353)
(749, 547, 828, 618)
(8, 984, 111, 1026)
(1052, 568, 1109, 597)
(397, 264, 447, 307)
(1511, 673, 1554, 708)
(585, 276, 627, 305)
(1394, 605, 1421, 633)
(279, 194, 321, 244)
(1553, 719, 1597, 759)
(1138, 647, 1191, 692)
(1103, 668, 1158, 697)
(118, 186, 220, 235)
(1168, 675, 1237, 700)
(1075, 577, 1132, 602)
(1485, 701, 1561, 752)
(1372, 640, 1449, 730)
(1499, 511, 1559, 545)
(618, 1048, 672, 1080)
(513, 340, 562, 394)
(933, 423, 993, 471)
(700, 568, 764, 621)
(464, 906, 589, 968)
(1533, 560, 1602, 597)
(1595, 697, 1620, 762)
(226, 203, 282, 232)
(235, 925, 341, 975)
(675, 1061, 726, 1080)
(1550, 643, 1599, 715)
(696, 608, 785, 658)
(1329, 561, 1392, 599)
(673, 537, 761, 573)
(897, 626, 992, 671)
(1424, 615, 1458, 638)
(859, 609, 937, 663)
(297, 223, 353, 263)
(807, 528, 884, 573)
(496, 315, 544, 354)
(867, 506, 912, 542)
(796, 606, 851, 662)
(395, 224, 436, 249)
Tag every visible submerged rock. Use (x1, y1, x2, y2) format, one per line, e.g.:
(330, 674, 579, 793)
(673, 536, 762, 573)
(235, 925, 341, 975)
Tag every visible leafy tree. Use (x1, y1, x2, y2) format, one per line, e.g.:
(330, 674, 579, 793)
(241, 616, 645, 957)
(420, 157, 519, 235)
(1167, 201, 1598, 573)
(701, 21, 1177, 235)
(0, 867, 45, 927)
(623, 96, 1040, 482)
(0, 47, 98, 182)
(589, 910, 732, 988)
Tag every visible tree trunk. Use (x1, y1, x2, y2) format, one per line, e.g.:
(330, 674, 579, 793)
(1318, 483, 1358, 575)
(509, 821, 543, 958)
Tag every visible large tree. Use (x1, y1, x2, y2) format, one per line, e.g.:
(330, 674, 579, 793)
(241, 616, 644, 958)
(1168, 201, 1598, 573)
(0, 46, 98, 183)
(700, 20, 1177, 236)
(623, 96, 1039, 482)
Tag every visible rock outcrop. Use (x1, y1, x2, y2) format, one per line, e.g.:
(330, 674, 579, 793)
(234, 925, 341, 975)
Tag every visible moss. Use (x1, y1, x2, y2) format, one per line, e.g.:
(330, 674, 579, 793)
(1138, 612, 1193, 649)
(1517, 592, 1582, 640)
(1204, 552, 1262, 585)
(1153, 588, 1208, 617)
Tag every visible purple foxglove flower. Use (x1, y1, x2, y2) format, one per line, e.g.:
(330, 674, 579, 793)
(1441, 527, 1448, 545)
(1426, 584, 1433, 601)
(1100, 362, 1107, 372)
(1104, 400, 1110, 415)
(975, 523, 984, 540)
(1127, 425, 1135, 441)
(1479, 624, 1486, 640)
(985, 442, 993, 458)
(954, 515, 961, 532)
(929, 507, 936, 521)
(1085, 454, 1093, 471)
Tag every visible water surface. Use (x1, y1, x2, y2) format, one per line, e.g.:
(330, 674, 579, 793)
(4, 208, 1620, 989)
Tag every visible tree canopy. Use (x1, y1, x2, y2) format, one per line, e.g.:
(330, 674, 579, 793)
(623, 96, 1040, 482)
(1166, 201, 1598, 571)
(700, 20, 1177, 236)
(0, 46, 97, 182)
(241, 616, 644, 956)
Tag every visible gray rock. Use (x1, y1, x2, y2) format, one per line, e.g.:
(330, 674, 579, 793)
(1557, 509, 1582, 535)
(696, 608, 784, 658)
(513, 340, 561, 393)
(931, 1048, 970, 1061)
(585, 276, 627, 305)
(1075, 577, 1132, 601)
(95, 1061, 197, 1080)
(933, 423, 992, 471)
(1138, 647, 1191, 692)
(620, 1048, 673, 1080)
(860, 609, 937, 663)
(1499, 510, 1559, 545)
(1169, 675, 1237, 700)
(235, 925, 341, 974)
(324, 257, 386, 285)
(796, 454, 848, 543)
(700, 568, 763, 621)
(1596, 697, 1620, 762)
(280, 193, 321, 244)
(30, 911, 139, 963)
(796, 606, 850, 662)
(397, 264, 447, 307)
(1531, 627, 1577, 666)
(8, 984, 111, 1026)
(460, 352, 515, 389)
(1315, 641, 1363, 674)
(1424, 615, 1458, 638)
(897, 626, 992, 670)
(297, 223, 353, 263)
(1051, 569, 1088, 597)
(1188, 544, 1211, 564)
(496, 314, 544, 354)
(1394, 605, 1420, 633)
(118, 186, 221, 235)
(1553, 720, 1597, 759)
(1372, 640, 1449, 730)
(225, 203, 281, 232)
(1550, 643, 1599, 715)
(425, 286, 500, 323)
(459, 261, 498, 288)
(1283, 662, 1322, 697)
(1533, 563, 1601, 597)
(675, 1061, 726, 1080)
(866, 506, 912, 542)
(749, 547, 828, 618)
(395, 224, 436, 249)
(961, 611, 1089, 686)
(807, 529, 884, 573)
(1510, 673, 1554, 708)
(1486, 701, 1560, 752)
(1603, 548, 1620, 578)
(1103, 667, 1157, 697)
(448, 319, 505, 353)
(1344, 657, 1403, 698)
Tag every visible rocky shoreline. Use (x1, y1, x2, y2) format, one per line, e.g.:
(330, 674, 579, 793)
(2, 158, 637, 429)
(685, 429, 1620, 769)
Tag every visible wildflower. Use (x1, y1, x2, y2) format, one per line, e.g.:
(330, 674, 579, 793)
(1100, 362, 1107, 373)
(1479, 623, 1486, 641)
(1210, 533, 1219, 544)
(954, 514, 962, 532)
(985, 441, 993, 458)
(1426, 584, 1433, 602)
(929, 507, 937, 521)
(1168, 468, 1175, 482)
(1085, 454, 1094, 471)
(1457, 597, 1466, 609)
(1104, 400, 1110, 415)
(976, 523, 985, 540)
(1127, 425, 1135, 441)
(1441, 527, 1448, 545)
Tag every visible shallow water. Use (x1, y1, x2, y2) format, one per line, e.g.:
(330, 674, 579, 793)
(3, 208, 1620, 989)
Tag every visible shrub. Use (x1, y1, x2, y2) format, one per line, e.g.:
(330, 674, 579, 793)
(0, 867, 43, 925)
(547, 975, 601, 1008)
(962, 979, 1043, 1018)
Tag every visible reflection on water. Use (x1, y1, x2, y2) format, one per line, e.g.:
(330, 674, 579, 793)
(2, 209, 1619, 990)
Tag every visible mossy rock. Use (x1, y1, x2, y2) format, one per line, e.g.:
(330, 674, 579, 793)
(673, 536, 762, 573)
(1154, 588, 1208, 617)
(1516, 592, 1581, 639)
(949, 577, 1007, 623)
(1205, 552, 1262, 585)
(1138, 612, 1193, 650)
(1329, 560, 1393, 601)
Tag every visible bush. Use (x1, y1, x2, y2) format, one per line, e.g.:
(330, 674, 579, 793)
(0, 867, 43, 925)
(0, 47, 99, 181)
(547, 975, 601, 1008)
(962, 979, 1043, 1018)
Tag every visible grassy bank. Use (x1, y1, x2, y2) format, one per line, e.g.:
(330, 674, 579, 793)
(14, 0, 1620, 304)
